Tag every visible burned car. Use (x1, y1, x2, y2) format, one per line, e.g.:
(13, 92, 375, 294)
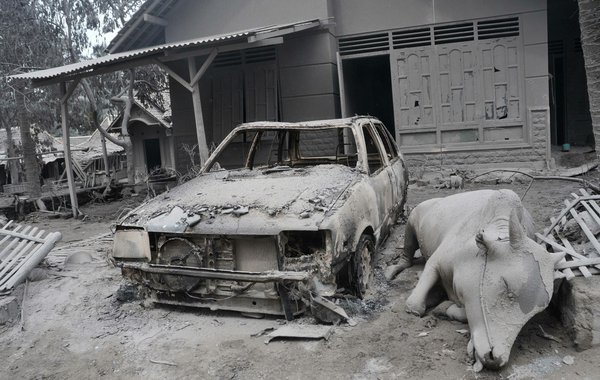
(112, 116, 408, 320)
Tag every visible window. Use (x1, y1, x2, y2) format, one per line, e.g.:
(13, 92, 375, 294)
(362, 125, 385, 174)
(372, 122, 398, 160)
(207, 127, 360, 171)
(297, 128, 358, 168)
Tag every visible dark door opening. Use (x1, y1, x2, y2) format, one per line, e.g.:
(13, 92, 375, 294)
(550, 56, 566, 145)
(144, 138, 162, 173)
(342, 55, 395, 138)
(548, 0, 593, 147)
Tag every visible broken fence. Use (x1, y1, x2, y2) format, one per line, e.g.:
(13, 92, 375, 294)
(537, 189, 600, 280)
(0, 221, 62, 291)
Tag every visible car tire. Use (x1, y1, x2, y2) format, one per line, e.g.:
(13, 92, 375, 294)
(351, 234, 375, 299)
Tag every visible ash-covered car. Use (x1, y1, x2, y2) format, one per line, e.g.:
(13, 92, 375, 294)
(112, 116, 408, 321)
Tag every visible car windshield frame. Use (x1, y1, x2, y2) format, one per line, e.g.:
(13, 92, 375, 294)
(201, 124, 365, 173)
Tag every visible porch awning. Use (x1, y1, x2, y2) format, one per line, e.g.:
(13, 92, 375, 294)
(9, 18, 330, 87)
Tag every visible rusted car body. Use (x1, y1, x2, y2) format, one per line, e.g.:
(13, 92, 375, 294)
(112, 116, 408, 320)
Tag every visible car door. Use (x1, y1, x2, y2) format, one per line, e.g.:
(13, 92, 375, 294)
(360, 122, 395, 239)
(370, 121, 408, 217)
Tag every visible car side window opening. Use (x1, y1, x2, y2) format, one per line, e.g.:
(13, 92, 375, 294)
(362, 125, 386, 174)
(373, 123, 398, 160)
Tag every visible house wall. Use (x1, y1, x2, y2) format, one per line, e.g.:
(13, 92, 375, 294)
(330, 0, 546, 36)
(164, 0, 339, 171)
(162, 0, 549, 169)
(164, 0, 329, 42)
(129, 120, 175, 179)
(332, 0, 549, 168)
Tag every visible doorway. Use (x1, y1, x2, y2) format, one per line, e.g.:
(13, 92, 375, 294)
(342, 55, 395, 137)
(144, 138, 162, 173)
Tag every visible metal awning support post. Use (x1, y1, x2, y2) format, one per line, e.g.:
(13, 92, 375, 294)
(59, 80, 80, 218)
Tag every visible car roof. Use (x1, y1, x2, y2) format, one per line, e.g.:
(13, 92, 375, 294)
(234, 116, 379, 131)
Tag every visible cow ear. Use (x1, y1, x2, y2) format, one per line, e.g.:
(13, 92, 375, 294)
(509, 209, 525, 247)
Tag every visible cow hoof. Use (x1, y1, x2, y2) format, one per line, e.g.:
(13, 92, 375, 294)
(405, 296, 426, 316)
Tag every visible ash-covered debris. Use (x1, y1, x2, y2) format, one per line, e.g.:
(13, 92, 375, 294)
(335, 269, 390, 320)
(115, 282, 143, 303)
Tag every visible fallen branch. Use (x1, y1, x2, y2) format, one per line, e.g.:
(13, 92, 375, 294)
(469, 169, 600, 195)
(149, 359, 177, 366)
(20, 279, 28, 332)
(538, 325, 561, 343)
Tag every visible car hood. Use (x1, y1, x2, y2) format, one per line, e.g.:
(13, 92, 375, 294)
(120, 164, 362, 235)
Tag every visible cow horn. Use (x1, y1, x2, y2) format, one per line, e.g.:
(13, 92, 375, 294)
(509, 209, 524, 247)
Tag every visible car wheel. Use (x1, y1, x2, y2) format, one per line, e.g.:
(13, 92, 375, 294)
(351, 234, 375, 299)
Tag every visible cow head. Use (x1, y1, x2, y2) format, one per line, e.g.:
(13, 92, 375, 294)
(465, 209, 564, 370)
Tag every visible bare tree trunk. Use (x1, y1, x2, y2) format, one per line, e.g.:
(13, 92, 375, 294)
(60, 0, 133, 185)
(578, 0, 600, 158)
(100, 134, 110, 184)
(81, 78, 135, 184)
(0, 112, 20, 183)
(15, 82, 41, 197)
(118, 69, 136, 185)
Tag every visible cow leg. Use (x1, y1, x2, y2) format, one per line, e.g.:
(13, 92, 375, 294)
(385, 219, 419, 280)
(432, 300, 467, 322)
(405, 258, 439, 316)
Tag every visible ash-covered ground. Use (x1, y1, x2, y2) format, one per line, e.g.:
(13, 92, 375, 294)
(1, 176, 599, 379)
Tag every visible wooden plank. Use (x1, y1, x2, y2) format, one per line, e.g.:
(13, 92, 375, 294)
(190, 48, 217, 88)
(0, 226, 31, 260)
(153, 60, 193, 92)
(143, 13, 168, 26)
(579, 201, 600, 232)
(556, 257, 600, 270)
(0, 228, 40, 279)
(549, 217, 578, 279)
(0, 230, 45, 288)
(542, 195, 600, 236)
(580, 189, 600, 215)
(559, 236, 591, 277)
(0, 228, 44, 243)
(337, 52, 349, 118)
(570, 208, 600, 254)
(188, 57, 210, 164)
(60, 82, 79, 218)
(0, 223, 19, 247)
(579, 190, 600, 269)
(536, 232, 581, 259)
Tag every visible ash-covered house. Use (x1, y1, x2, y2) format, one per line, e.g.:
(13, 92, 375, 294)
(12, 0, 592, 174)
(107, 92, 173, 177)
(0, 127, 64, 190)
(0, 127, 125, 192)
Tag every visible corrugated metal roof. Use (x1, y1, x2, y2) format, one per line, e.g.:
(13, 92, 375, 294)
(9, 29, 254, 81)
(9, 19, 326, 84)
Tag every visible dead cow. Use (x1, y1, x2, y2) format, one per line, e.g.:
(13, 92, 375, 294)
(386, 189, 563, 371)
